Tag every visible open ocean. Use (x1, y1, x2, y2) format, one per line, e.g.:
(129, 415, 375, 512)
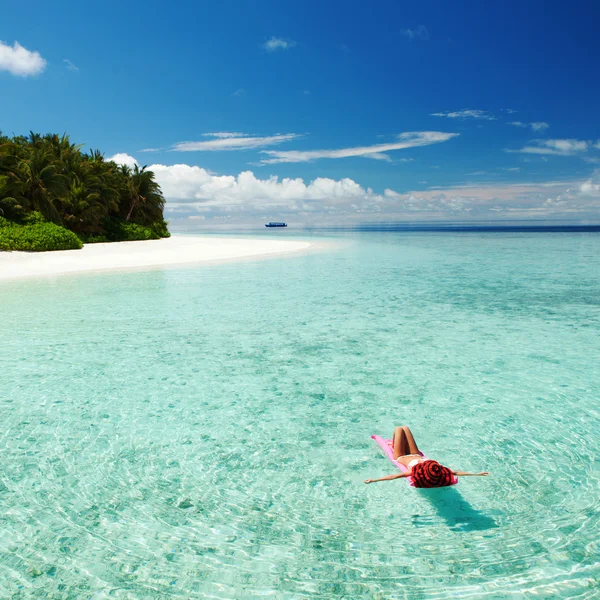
(1, 230, 599, 599)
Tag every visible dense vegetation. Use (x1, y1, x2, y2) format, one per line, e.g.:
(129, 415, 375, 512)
(0, 132, 169, 251)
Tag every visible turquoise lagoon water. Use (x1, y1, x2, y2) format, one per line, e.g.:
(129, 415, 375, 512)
(1, 231, 599, 599)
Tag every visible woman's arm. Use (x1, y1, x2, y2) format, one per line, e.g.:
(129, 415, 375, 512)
(364, 472, 410, 484)
(452, 471, 490, 477)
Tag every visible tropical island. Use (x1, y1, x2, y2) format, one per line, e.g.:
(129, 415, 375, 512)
(0, 132, 169, 251)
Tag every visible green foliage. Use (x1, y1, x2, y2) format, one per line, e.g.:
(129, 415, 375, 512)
(0, 220, 83, 252)
(104, 218, 160, 241)
(0, 188, 28, 222)
(0, 132, 169, 249)
(23, 211, 47, 225)
(119, 223, 160, 241)
(80, 234, 108, 244)
(150, 219, 171, 238)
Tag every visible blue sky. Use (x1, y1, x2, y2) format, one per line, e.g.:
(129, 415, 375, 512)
(2, 0, 600, 226)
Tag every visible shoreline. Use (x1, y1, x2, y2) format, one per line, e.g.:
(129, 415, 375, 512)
(0, 235, 313, 281)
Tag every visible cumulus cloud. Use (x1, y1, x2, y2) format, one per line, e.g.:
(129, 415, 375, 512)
(107, 153, 139, 168)
(154, 166, 599, 223)
(260, 131, 458, 164)
(262, 37, 296, 51)
(172, 133, 300, 152)
(401, 26, 429, 41)
(152, 164, 376, 210)
(0, 40, 46, 76)
(508, 139, 590, 156)
(509, 121, 549, 132)
(431, 109, 496, 120)
(105, 151, 600, 224)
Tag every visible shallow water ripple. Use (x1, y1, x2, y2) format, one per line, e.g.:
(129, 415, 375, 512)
(1, 232, 599, 598)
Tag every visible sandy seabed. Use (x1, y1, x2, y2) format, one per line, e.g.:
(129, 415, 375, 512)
(0, 235, 312, 281)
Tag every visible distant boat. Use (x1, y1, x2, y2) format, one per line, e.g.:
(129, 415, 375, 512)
(265, 222, 287, 228)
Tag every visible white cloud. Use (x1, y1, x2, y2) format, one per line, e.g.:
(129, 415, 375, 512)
(0, 40, 46, 76)
(530, 122, 549, 132)
(431, 109, 496, 120)
(380, 180, 599, 220)
(107, 153, 139, 168)
(172, 133, 300, 152)
(152, 164, 374, 209)
(509, 121, 549, 132)
(360, 155, 414, 164)
(262, 37, 296, 51)
(202, 132, 249, 139)
(108, 154, 600, 224)
(231, 88, 246, 97)
(579, 171, 600, 195)
(365, 152, 392, 162)
(509, 139, 589, 156)
(260, 131, 458, 164)
(63, 58, 79, 72)
(401, 26, 429, 41)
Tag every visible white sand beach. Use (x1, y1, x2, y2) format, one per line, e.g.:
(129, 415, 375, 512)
(0, 235, 312, 281)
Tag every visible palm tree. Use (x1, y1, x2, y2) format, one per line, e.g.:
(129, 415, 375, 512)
(6, 148, 69, 222)
(121, 165, 165, 223)
(62, 173, 107, 235)
(0, 131, 169, 240)
(61, 156, 120, 235)
(45, 133, 84, 174)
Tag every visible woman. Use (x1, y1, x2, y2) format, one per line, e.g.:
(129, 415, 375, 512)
(364, 426, 489, 486)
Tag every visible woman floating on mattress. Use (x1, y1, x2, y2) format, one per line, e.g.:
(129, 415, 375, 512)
(365, 426, 489, 487)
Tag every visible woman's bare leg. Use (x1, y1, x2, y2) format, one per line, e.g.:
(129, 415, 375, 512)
(401, 426, 420, 455)
(392, 426, 409, 459)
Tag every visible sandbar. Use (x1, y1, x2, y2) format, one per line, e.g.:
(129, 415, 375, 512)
(0, 235, 312, 281)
